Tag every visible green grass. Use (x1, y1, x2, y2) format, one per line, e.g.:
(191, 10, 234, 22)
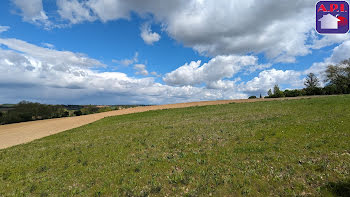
(1, 96, 350, 196)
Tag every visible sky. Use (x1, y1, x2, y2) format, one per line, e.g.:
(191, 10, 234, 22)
(0, 0, 350, 105)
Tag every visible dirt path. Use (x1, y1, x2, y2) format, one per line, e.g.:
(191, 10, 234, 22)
(0, 96, 320, 149)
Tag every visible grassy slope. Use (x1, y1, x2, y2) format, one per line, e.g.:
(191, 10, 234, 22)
(0, 96, 350, 196)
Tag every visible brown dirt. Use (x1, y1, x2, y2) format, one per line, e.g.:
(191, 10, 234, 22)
(0, 96, 321, 149)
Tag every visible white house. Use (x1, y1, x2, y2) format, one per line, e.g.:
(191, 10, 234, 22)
(318, 14, 341, 29)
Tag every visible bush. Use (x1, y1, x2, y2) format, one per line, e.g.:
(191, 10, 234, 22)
(81, 105, 99, 115)
(62, 111, 69, 117)
(98, 107, 113, 113)
(323, 84, 338, 95)
(74, 110, 83, 116)
(284, 89, 304, 97)
(248, 96, 257, 99)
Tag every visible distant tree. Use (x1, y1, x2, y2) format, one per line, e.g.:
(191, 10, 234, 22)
(74, 110, 82, 116)
(81, 105, 99, 115)
(62, 111, 69, 117)
(273, 85, 280, 94)
(259, 93, 262, 98)
(267, 89, 273, 97)
(284, 89, 303, 97)
(304, 73, 320, 89)
(273, 85, 285, 98)
(248, 96, 257, 99)
(304, 73, 321, 95)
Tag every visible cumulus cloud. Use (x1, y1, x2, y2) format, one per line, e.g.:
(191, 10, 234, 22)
(163, 55, 258, 86)
(133, 64, 149, 76)
(85, 0, 131, 22)
(0, 26, 10, 33)
(140, 23, 161, 45)
(13, 0, 349, 63)
(3, 35, 347, 104)
(50, 0, 316, 62)
(57, 0, 96, 24)
(11, 0, 50, 27)
(328, 40, 350, 63)
(310, 33, 350, 50)
(241, 69, 303, 94)
(304, 40, 350, 83)
(162, 54, 304, 95)
(6, 1, 350, 103)
(0, 37, 252, 104)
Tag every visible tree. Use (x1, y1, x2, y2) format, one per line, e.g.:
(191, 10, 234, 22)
(62, 111, 69, 117)
(304, 73, 319, 89)
(267, 89, 273, 97)
(325, 59, 350, 94)
(273, 85, 285, 98)
(259, 93, 262, 98)
(248, 96, 257, 99)
(284, 89, 303, 97)
(304, 73, 321, 95)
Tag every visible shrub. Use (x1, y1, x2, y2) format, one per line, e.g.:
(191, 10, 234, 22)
(81, 105, 99, 115)
(248, 96, 257, 99)
(284, 89, 303, 97)
(62, 111, 69, 117)
(74, 110, 83, 116)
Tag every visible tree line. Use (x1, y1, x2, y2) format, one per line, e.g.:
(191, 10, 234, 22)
(264, 59, 350, 98)
(0, 101, 68, 124)
(0, 103, 116, 125)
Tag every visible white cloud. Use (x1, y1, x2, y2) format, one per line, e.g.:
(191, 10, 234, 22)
(241, 69, 303, 94)
(304, 40, 350, 83)
(140, 23, 161, 45)
(133, 64, 149, 76)
(112, 52, 138, 66)
(12, 0, 50, 27)
(0, 26, 10, 33)
(150, 71, 161, 77)
(310, 33, 350, 50)
(328, 40, 350, 63)
(5, 36, 348, 104)
(0, 37, 251, 104)
(77, 0, 316, 62)
(85, 0, 131, 22)
(163, 55, 258, 86)
(41, 42, 55, 49)
(57, 0, 96, 24)
(12, 0, 347, 63)
(244, 64, 272, 74)
(0, 38, 105, 68)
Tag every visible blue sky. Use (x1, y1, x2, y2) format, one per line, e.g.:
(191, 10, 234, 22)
(0, 0, 350, 105)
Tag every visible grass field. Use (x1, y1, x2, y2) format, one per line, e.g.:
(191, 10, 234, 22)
(0, 96, 350, 196)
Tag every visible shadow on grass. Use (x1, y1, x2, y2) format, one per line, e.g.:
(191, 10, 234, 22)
(322, 180, 350, 197)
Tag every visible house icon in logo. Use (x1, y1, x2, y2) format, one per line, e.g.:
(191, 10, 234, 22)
(318, 13, 341, 29)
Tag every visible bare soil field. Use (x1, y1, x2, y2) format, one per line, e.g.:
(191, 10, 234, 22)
(0, 96, 323, 149)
